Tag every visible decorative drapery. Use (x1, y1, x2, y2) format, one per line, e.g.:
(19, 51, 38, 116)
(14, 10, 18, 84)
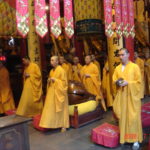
(16, 0, 29, 37)
(114, 0, 122, 37)
(127, 0, 135, 38)
(121, 0, 129, 38)
(64, 0, 74, 38)
(104, 0, 114, 37)
(49, 0, 61, 38)
(104, 0, 135, 39)
(34, 0, 48, 38)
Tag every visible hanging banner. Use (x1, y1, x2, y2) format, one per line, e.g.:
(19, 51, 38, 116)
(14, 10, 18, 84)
(64, 0, 74, 38)
(121, 0, 129, 38)
(28, 0, 41, 67)
(104, 0, 114, 37)
(107, 33, 123, 95)
(16, 0, 29, 37)
(114, 0, 122, 37)
(49, 0, 61, 38)
(127, 0, 135, 38)
(34, 0, 48, 38)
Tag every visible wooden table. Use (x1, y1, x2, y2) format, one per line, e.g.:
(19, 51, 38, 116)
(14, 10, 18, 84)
(0, 115, 31, 150)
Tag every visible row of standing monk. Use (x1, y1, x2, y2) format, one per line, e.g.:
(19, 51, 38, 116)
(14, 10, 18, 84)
(0, 48, 150, 147)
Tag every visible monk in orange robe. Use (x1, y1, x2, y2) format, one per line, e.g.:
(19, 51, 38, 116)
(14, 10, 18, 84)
(144, 51, 150, 96)
(40, 56, 69, 132)
(91, 54, 101, 79)
(0, 61, 15, 114)
(102, 60, 113, 107)
(113, 48, 143, 149)
(80, 55, 106, 111)
(59, 56, 73, 81)
(16, 56, 43, 117)
(134, 52, 144, 98)
(72, 57, 82, 82)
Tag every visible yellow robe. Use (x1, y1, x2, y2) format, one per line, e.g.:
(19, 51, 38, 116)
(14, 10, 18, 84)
(61, 63, 73, 81)
(102, 61, 113, 107)
(16, 63, 43, 117)
(72, 63, 82, 82)
(81, 63, 106, 111)
(0, 66, 15, 114)
(93, 60, 101, 79)
(40, 65, 69, 128)
(135, 57, 144, 98)
(144, 58, 150, 95)
(113, 62, 143, 144)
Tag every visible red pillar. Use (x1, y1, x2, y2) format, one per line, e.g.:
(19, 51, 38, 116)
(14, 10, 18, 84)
(125, 37, 134, 61)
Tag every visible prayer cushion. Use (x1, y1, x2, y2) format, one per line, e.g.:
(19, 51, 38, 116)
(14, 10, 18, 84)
(91, 123, 120, 148)
(141, 102, 150, 127)
(5, 109, 16, 115)
(69, 100, 97, 116)
(33, 115, 48, 131)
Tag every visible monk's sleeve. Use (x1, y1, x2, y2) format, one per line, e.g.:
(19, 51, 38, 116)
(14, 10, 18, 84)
(128, 65, 142, 100)
(90, 66, 101, 86)
(29, 65, 43, 102)
(53, 70, 68, 112)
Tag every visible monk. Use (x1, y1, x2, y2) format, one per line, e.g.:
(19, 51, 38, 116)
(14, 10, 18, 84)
(144, 51, 150, 96)
(0, 61, 15, 114)
(72, 56, 82, 82)
(91, 54, 101, 79)
(134, 51, 145, 98)
(102, 60, 113, 107)
(113, 48, 143, 149)
(80, 55, 106, 111)
(16, 56, 43, 117)
(59, 56, 73, 81)
(40, 56, 69, 132)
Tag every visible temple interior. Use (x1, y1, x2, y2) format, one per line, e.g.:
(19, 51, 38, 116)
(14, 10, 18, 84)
(0, 0, 150, 150)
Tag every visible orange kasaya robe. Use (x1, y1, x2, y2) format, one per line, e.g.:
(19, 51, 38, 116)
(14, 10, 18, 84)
(61, 63, 73, 81)
(113, 61, 143, 144)
(16, 62, 43, 117)
(72, 63, 82, 82)
(40, 65, 69, 128)
(135, 57, 144, 98)
(80, 62, 106, 111)
(102, 61, 113, 107)
(93, 60, 101, 79)
(144, 58, 150, 95)
(0, 66, 15, 114)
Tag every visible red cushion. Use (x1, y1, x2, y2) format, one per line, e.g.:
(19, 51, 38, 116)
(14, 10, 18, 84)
(5, 109, 16, 115)
(91, 123, 120, 148)
(141, 102, 150, 127)
(33, 115, 48, 132)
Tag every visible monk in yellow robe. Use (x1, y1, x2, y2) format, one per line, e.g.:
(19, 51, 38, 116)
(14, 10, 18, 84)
(59, 56, 73, 81)
(40, 56, 69, 132)
(16, 56, 43, 117)
(80, 55, 106, 111)
(113, 48, 143, 148)
(72, 56, 82, 82)
(144, 51, 150, 95)
(102, 60, 113, 107)
(91, 54, 101, 79)
(0, 61, 15, 114)
(134, 52, 145, 98)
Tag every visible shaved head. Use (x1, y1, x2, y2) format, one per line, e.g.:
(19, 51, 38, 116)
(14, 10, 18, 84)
(73, 56, 79, 65)
(51, 56, 59, 67)
(51, 56, 59, 62)
(59, 56, 65, 65)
